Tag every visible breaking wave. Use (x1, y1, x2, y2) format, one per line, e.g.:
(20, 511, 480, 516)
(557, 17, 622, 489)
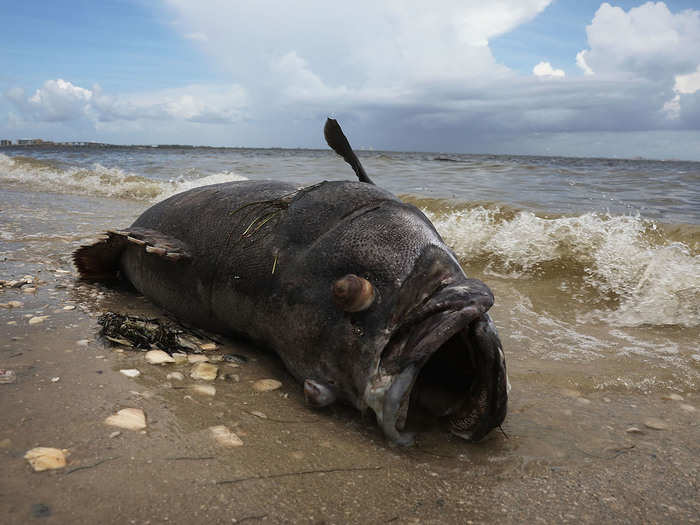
(0, 153, 247, 202)
(406, 197, 700, 328)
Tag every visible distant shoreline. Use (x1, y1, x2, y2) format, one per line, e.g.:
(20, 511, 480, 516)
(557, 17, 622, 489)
(1, 142, 697, 164)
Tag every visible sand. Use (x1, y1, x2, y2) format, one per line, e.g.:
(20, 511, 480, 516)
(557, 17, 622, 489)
(1, 264, 698, 524)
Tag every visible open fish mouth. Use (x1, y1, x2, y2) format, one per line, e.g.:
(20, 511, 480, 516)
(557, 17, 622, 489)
(364, 282, 509, 446)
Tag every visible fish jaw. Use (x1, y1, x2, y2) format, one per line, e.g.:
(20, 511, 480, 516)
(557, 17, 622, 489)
(363, 283, 508, 446)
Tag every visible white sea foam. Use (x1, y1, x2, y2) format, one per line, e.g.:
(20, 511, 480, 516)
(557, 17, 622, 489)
(425, 206, 700, 327)
(0, 153, 247, 203)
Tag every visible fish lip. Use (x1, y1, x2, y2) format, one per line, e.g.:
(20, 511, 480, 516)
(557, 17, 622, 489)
(367, 298, 498, 446)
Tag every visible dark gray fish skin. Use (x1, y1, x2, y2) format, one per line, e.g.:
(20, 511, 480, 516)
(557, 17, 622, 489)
(75, 179, 508, 445)
(73, 119, 508, 445)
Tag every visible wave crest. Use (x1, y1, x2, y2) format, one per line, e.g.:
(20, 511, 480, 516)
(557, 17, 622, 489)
(0, 153, 247, 202)
(407, 197, 699, 328)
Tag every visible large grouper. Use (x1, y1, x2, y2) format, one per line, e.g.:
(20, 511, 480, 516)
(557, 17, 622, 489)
(74, 119, 509, 445)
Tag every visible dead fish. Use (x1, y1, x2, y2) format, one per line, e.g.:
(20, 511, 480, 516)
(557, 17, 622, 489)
(73, 119, 508, 445)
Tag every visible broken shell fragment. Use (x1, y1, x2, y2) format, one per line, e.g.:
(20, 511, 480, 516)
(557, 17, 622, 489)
(252, 379, 282, 392)
(661, 393, 683, 401)
(644, 418, 669, 430)
(166, 371, 184, 381)
(200, 342, 217, 351)
(24, 447, 67, 471)
(145, 349, 175, 364)
(209, 425, 243, 447)
(192, 384, 216, 396)
(187, 354, 209, 363)
(171, 353, 188, 364)
(332, 274, 375, 312)
(28, 316, 49, 325)
(0, 300, 24, 308)
(190, 362, 218, 381)
(0, 369, 17, 384)
(105, 408, 147, 430)
(120, 369, 141, 378)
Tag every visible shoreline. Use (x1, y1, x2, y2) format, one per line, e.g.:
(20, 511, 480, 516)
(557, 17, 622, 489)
(1, 268, 697, 523)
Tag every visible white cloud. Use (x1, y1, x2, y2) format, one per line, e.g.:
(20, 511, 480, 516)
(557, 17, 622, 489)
(674, 65, 700, 95)
(163, 0, 552, 94)
(577, 2, 700, 79)
(10, 79, 94, 122)
(533, 61, 565, 78)
(575, 50, 594, 75)
(7, 80, 248, 125)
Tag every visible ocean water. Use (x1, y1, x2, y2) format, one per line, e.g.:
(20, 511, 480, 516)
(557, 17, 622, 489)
(1, 146, 698, 392)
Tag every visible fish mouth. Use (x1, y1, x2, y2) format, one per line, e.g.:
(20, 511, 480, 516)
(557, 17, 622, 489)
(365, 282, 509, 446)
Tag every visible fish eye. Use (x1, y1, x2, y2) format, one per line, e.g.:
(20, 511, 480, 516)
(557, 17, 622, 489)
(332, 274, 375, 312)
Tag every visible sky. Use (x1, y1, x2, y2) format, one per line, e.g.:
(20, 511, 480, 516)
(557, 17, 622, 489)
(1, 1, 699, 160)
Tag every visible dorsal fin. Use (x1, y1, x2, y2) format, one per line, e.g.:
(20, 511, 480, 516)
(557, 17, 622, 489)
(324, 118, 374, 185)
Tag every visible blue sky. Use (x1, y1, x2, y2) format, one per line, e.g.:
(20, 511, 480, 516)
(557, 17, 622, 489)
(1, 1, 699, 159)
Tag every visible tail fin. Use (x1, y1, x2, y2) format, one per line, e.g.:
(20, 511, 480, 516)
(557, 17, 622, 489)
(324, 118, 374, 185)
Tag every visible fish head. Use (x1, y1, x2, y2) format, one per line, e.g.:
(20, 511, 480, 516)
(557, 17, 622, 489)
(299, 194, 508, 446)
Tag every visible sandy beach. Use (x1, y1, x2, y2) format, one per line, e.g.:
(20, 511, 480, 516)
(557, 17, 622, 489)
(1, 188, 698, 524)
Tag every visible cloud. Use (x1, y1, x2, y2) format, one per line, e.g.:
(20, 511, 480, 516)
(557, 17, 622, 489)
(533, 61, 565, 78)
(6, 79, 93, 122)
(6, 80, 248, 125)
(576, 50, 594, 76)
(4, 1, 700, 158)
(576, 2, 700, 79)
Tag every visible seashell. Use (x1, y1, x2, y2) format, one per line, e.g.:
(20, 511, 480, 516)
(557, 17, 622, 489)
(145, 349, 175, 364)
(332, 274, 375, 312)
(192, 384, 216, 396)
(252, 379, 282, 392)
(199, 342, 217, 351)
(63, 305, 76, 311)
(0, 369, 17, 384)
(120, 369, 141, 378)
(661, 393, 683, 401)
(28, 316, 49, 325)
(190, 362, 218, 381)
(1, 300, 24, 308)
(24, 447, 67, 471)
(209, 425, 243, 447)
(104, 408, 147, 430)
(643, 418, 668, 430)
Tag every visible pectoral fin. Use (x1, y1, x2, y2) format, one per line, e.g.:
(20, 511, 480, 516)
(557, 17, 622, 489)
(73, 228, 190, 280)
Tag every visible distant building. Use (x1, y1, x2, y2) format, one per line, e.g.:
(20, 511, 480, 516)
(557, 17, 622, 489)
(18, 139, 44, 145)
(0, 139, 11, 146)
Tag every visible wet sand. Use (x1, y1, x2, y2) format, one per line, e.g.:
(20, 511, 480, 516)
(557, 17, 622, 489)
(1, 261, 698, 524)
(1, 190, 698, 524)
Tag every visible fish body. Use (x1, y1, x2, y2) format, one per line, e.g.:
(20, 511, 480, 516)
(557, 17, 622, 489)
(74, 120, 508, 445)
